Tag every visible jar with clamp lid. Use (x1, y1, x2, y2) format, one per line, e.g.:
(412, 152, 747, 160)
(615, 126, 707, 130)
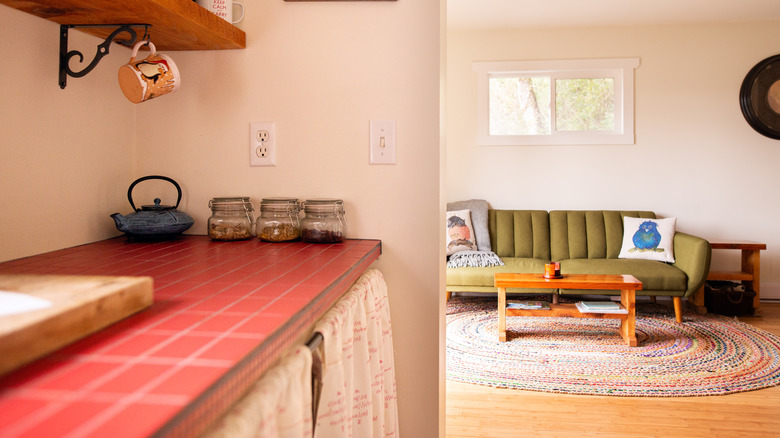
(301, 199, 346, 243)
(208, 197, 254, 241)
(256, 198, 301, 242)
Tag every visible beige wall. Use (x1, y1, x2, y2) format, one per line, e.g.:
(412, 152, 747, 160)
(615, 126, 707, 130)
(447, 21, 780, 299)
(0, 2, 442, 436)
(0, 6, 135, 261)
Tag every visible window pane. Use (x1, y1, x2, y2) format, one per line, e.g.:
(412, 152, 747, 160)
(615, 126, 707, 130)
(489, 76, 551, 135)
(555, 78, 615, 131)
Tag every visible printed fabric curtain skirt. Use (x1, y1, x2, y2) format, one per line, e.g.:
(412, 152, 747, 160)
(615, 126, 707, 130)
(203, 269, 398, 438)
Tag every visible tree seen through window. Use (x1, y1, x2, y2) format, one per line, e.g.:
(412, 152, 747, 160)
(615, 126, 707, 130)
(489, 76, 615, 135)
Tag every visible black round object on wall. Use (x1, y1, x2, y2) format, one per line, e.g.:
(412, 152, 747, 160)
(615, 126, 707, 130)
(740, 54, 780, 139)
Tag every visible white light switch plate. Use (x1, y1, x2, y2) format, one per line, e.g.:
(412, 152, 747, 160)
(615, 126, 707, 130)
(369, 120, 396, 165)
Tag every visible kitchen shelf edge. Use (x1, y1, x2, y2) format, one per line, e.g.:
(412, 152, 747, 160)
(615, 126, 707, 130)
(0, 0, 246, 50)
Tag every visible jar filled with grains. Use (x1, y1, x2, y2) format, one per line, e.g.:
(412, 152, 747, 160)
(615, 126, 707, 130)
(256, 198, 301, 242)
(300, 199, 346, 243)
(207, 197, 254, 241)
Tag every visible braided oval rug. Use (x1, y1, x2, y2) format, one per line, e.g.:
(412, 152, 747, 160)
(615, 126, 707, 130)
(446, 297, 780, 396)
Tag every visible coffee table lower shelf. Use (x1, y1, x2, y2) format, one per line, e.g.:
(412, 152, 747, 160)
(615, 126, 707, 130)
(503, 304, 632, 341)
(506, 303, 628, 319)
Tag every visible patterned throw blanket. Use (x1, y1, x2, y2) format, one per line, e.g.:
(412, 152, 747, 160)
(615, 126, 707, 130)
(446, 250, 504, 268)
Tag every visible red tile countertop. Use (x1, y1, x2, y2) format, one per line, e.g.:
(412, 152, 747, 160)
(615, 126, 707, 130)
(0, 236, 381, 438)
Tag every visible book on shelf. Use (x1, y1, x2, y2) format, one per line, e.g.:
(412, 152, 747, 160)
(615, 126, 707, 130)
(580, 301, 621, 310)
(507, 300, 550, 310)
(575, 301, 627, 314)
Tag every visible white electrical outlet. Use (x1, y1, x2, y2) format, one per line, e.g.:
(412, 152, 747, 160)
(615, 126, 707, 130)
(250, 121, 276, 167)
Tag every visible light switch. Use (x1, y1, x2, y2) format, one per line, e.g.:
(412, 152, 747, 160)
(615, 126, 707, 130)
(369, 120, 396, 165)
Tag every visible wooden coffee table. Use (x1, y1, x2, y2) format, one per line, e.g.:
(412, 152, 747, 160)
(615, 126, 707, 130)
(494, 273, 643, 346)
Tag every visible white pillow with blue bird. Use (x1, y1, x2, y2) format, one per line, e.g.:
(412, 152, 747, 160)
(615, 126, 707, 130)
(618, 216, 676, 263)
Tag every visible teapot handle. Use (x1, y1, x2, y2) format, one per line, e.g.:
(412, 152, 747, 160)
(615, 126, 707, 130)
(127, 175, 183, 212)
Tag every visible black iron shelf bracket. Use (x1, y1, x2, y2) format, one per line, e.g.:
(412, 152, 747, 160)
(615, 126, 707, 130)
(59, 24, 151, 89)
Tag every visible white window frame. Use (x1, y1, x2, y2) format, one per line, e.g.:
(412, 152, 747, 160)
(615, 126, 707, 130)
(473, 58, 640, 146)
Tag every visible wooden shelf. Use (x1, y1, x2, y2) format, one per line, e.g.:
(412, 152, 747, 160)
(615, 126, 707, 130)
(710, 240, 767, 251)
(506, 303, 628, 320)
(0, 0, 246, 50)
(707, 270, 754, 282)
(690, 240, 766, 314)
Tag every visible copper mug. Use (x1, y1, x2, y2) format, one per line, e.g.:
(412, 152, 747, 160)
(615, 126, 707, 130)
(118, 41, 180, 104)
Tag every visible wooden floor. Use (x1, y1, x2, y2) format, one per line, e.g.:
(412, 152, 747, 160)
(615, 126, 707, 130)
(446, 302, 780, 437)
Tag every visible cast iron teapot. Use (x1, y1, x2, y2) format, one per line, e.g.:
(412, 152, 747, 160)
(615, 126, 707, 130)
(111, 175, 194, 237)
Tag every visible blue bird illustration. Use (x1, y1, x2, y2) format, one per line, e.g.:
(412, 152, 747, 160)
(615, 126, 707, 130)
(632, 220, 662, 252)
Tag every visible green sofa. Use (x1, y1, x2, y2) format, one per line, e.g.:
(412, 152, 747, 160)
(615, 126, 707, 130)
(446, 210, 711, 322)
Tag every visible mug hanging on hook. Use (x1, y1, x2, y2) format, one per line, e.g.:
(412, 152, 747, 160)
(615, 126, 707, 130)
(117, 40, 180, 104)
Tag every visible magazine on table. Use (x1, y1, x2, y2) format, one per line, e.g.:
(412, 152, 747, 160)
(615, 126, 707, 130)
(507, 300, 551, 310)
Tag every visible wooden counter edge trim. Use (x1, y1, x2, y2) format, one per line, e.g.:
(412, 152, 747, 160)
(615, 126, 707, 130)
(152, 240, 382, 438)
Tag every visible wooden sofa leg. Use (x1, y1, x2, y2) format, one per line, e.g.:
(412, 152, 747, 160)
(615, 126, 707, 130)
(446, 291, 452, 302)
(673, 297, 683, 323)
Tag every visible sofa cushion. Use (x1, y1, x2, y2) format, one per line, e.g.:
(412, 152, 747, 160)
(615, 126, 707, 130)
(559, 258, 687, 292)
(446, 209, 478, 255)
(489, 210, 551, 260)
(549, 210, 656, 261)
(446, 257, 548, 288)
(618, 216, 676, 263)
(447, 199, 491, 252)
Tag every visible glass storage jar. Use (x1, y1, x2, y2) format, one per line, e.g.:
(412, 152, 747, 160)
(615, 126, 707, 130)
(256, 198, 301, 242)
(300, 198, 346, 243)
(208, 197, 254, 241)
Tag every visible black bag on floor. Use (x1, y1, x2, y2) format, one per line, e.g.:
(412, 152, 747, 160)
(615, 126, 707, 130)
(704, 280, 755, 316)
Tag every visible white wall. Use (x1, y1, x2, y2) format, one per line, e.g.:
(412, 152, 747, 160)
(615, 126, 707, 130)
(447, 21, 780, 299)
(0, 1, 442, 436)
